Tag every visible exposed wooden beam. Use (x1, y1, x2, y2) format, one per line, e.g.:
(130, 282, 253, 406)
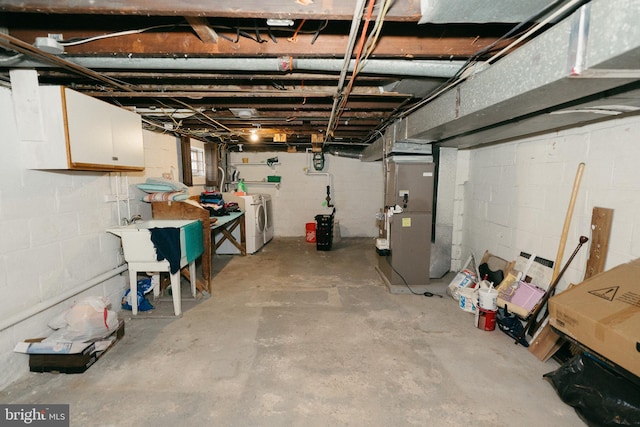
(0, 0, 422, 21)
(9, 29, 502, 59)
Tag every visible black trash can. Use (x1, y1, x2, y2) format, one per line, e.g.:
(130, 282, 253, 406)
(314, 210, 335, 251)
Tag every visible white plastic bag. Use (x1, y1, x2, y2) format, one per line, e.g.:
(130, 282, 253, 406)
(46, 296, 119, 342)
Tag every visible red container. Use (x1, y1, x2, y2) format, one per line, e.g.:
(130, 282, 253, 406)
(476, 307, 497, 331)
(305, 222, 316, 243)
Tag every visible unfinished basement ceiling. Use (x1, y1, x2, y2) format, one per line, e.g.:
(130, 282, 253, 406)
(1, 0, 636, 152)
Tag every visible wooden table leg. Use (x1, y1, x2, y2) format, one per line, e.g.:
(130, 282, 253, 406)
(180, 267, 208, 295)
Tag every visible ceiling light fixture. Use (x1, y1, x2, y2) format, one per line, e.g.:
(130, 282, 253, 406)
(266, 19, 295, 27)
(230, 108, 257, 119)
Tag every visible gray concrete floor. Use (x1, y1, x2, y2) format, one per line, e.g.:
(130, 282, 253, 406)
(1, 238, 585, 426)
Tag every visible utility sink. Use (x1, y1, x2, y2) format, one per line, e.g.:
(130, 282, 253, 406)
(107, 219, 202, 264)
(107, 219, 204, 316)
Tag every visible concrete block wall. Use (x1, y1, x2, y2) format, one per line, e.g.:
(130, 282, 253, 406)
(451, 150, 471, 272)
(0, 87, 126, 388)
(0, 87, 182, 390)
(431, 147, 457, 277)
(457, 114, 640, 292)
(228, 151, 384, 238)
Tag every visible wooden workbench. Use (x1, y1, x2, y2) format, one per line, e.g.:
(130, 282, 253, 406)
(211, 211, 246, 256)
(151, 200, 247, 292)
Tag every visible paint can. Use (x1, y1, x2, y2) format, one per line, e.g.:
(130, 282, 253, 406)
(447, 269, 477, 301)
(305, 222, 316, 243)
(475, 307, 497, 331)
(458, 287, 477, 313)
(477, 287, 498, 311)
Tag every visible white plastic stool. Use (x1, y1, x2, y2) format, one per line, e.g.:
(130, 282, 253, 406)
(127, 259, 196, 316)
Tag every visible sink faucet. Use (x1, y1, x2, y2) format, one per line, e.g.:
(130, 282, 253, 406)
(122, 214, 143, 225)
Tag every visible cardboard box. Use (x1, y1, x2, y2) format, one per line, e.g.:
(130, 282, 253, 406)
(15, 319, 125, 374)
(549, 259, 640, 378)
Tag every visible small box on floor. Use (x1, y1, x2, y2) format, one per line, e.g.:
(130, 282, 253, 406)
(15, 319, 125, 374)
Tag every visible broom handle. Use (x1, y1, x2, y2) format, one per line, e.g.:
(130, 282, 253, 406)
(552, 163, 585, 281)
(517, 236, 588, 343)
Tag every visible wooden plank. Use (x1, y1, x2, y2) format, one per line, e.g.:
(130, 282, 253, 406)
(584, 207, 614, 280)
(185, 16, 219, 44)
(180, 267, 208, 295)
(0, 0, 423, 21)
(530, 207, 614, 361)
(10, 28, 503, 58)
(528, 319, 562, 362)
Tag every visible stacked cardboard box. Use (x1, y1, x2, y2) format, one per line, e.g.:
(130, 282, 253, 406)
(549, 259, 640, 378)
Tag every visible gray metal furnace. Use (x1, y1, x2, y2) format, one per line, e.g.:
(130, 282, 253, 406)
(377, 158, 434, 288)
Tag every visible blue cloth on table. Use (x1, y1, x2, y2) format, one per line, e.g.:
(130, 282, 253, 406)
(150, 227, 181, 274)
(183, 221, 204, 263)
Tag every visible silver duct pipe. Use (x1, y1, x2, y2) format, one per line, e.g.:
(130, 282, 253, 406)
(8, 56, 466, 79)
(327, 145, 364, 159)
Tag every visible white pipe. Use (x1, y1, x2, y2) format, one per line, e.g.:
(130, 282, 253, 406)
(114, 173, 122, 225)
(336, 0, 368, 92)
(125, 175, 131, 220)
(0, 264, 128, 332)
(13, 57, 466, 79)
(327, 0, 369, 137)
(218, 166, 225, 192)
(305, 148, 332, 187)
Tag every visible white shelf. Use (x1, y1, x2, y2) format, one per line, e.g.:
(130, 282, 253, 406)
(231, 162, 280, 167)
(230, 180, 280, 189)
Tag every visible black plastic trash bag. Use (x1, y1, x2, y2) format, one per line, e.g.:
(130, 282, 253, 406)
(543, 352, 640, 427)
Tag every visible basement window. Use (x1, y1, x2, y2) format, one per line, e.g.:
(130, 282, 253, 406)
(191, 147, 205, 177)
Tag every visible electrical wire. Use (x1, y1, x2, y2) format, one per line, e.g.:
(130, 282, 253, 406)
(356, 0, 393, 74)
(58, 19, 325, 48)
(450, 0, 571, 81)
(383, 255, 443, 298)
(0, 52, 23, 63)
(325, 0, 368, 138)
(328, 0, 376, 136)
(311, 20, 329, 45)
(59, 24, 183, 47)
(287, 19, 307, 43)
(363, 0, 592, 144)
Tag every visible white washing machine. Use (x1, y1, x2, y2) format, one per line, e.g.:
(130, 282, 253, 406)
(217, 193, 273, 254)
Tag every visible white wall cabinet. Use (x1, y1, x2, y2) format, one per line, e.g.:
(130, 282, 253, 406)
(19, 86, 144, 171)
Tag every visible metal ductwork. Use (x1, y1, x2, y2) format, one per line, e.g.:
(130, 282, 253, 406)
(420, 0, 563, 24)
(404, 0, 640, 148)
(360, 118, 433, 162)
(327, 146, 364, 160)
